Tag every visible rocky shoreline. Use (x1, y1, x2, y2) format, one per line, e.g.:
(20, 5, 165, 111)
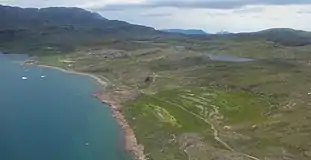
(96, 96, 145, 160)
(24, 62, 145, 160)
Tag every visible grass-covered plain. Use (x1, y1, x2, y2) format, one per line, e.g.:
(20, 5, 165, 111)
(35, 38, 311, 160)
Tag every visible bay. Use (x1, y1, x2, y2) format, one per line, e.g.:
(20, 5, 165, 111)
(0, 53, 130, 160)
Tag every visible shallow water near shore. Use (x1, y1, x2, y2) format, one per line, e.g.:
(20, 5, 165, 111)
(0, 53, 131, 160)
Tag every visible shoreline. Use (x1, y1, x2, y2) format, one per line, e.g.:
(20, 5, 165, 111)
(26, 63, 145, 160)
(36, 64, 108, 87)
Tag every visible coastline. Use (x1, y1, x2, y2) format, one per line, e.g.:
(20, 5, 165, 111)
(36, 64, 108, 87)
(26, 63, 145, 160)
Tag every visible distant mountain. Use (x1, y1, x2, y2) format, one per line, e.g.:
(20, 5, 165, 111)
(216, 31, 231, 35)
(0, 5, 106, 30)
(160, 29, 208, 35)
(0, 5, 161, 54)
(213, 28, 311, 46)
(246, 28, 311, 46)
(0, 5, 157, 33)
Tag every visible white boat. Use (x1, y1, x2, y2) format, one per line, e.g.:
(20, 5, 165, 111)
(22, 77, 28, 80)
(41, 75, 46, 78)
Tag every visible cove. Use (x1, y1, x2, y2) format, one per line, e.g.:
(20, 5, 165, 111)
(0, 53, 131, 160)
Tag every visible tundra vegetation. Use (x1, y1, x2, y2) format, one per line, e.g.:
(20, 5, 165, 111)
(2, 5, 311, 160)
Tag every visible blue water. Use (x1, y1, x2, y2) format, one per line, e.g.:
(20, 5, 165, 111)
(0, 54, 131, 160)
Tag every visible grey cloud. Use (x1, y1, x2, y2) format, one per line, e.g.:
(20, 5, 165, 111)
(298, 10, 311, 14)
(96, 0, 311, 11)
(93, 4, 150, 11)
(206, 11, 228, 16)
(142, 13, 172, 17)
(1, 0, 93, 8)
(272, 17, 281, 20)
(252, 15, 260, 18)
(232, 7, 265, 14)
(98, 1, 244, 11)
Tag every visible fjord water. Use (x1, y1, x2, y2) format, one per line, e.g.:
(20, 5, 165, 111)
(0, 54, 130, 160)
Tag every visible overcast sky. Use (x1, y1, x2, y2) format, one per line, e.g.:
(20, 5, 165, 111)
(2, 0, 311, 33)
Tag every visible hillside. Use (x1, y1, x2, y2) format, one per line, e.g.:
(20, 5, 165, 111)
(215, 28, 311, 46)
(161, 28, 311, 46)
(253, 28, 311, 46)
(0, 5, 161, 55)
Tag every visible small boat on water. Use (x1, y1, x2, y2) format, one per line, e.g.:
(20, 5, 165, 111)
(22, 77, 28, 80)
(41, 75, 46, 78)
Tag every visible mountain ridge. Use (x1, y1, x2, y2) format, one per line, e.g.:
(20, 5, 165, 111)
(0, 4, 162, 54)
(0, 4, 157, 31)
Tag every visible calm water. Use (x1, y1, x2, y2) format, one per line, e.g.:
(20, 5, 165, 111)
(0, 54, 131, 160)
(208, 54, 255, 62)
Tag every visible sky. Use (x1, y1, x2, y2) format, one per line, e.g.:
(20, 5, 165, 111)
(2, 0, 311, 33)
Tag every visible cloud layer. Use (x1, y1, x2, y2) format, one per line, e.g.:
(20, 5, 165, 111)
(2, 0, 311, 33)
(98, 4, 311, 33)
(98, 0, 311, 10)
(3, 0, 311, 9)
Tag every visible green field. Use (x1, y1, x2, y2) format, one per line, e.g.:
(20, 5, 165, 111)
(30, 36, 311, 160)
